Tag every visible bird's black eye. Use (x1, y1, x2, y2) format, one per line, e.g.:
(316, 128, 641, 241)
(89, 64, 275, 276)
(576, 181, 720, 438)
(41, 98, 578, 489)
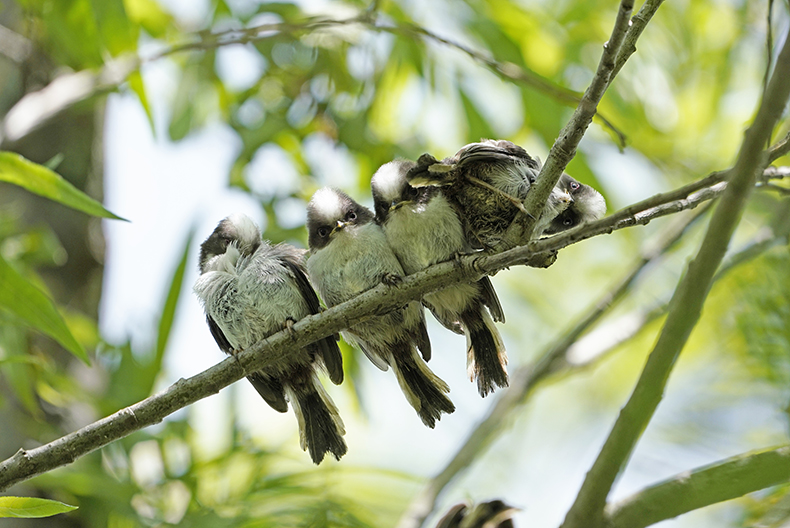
(346, 211, 357, 221)
(318, 227, 329, 237)
(407, 186, 419, 198)
(569, 181, 581, 191)
(563, 217, 574, 226)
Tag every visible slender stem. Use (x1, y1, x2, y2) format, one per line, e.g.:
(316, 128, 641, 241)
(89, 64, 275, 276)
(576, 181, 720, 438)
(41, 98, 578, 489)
(500, 0, 636, 250)
(558, 32, 790, 528)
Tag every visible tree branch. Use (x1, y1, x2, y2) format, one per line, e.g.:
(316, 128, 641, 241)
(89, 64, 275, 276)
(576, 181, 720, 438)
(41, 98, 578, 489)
(557, 30, 790, 528)
(606, 445, 790, 528)
(1, 9, 628, 149)
(499, 0, 637, 250)
(0, 164, 758, 492)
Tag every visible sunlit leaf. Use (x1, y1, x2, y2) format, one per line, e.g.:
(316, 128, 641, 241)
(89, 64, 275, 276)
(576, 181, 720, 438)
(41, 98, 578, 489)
(0, 254, 89, 365)
(156, 232, 192, 362)
(89, 0, 138, 56)
(0, 152, 127, 221)
(0, 496, 78, 518)
(128, 70, 156, 136)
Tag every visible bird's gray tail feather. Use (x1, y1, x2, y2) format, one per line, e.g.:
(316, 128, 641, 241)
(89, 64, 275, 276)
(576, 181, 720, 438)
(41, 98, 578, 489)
(389, 345, 455, 428)
(462, 308, 508, 397)
(287, 373, 347, 464)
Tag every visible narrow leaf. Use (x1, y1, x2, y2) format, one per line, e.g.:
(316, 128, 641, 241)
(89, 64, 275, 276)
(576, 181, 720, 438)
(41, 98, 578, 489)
(0, 152, 127, 221)
(128, 70, 156, 137)
(0, 254, 89, 365)
(156, 232, 193, 362)
(0, 496, 78, 518)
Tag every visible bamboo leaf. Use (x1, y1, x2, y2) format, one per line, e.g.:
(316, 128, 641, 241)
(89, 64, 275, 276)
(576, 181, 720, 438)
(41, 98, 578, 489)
(0, 254, 89, 365)
(0, 496, 78, 518)
(0, 152, 127, 221)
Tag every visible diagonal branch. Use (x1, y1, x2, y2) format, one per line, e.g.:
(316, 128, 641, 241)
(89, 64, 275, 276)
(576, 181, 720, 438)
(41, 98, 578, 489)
(0, 165, 756, 493)
(499, 0, 638, 250)
(606, 445, 790, 528)
(557, 29, 790, 528)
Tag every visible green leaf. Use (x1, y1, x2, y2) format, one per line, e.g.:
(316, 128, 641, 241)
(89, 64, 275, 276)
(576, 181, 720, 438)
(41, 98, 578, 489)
(0, 253, 89, 365)
(156, 232, 193, 362)
(0, 152, 128, 221)
(128, 70, 156, 137)
(89, 0, 138, 56)
(0, 496, 78, 518)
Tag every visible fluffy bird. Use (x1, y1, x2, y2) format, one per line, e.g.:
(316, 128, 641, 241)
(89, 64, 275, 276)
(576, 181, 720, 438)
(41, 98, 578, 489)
(371, 160, 509, 396)
(306, 187, 455, 428)
(542, 173, 607, 235)
(194, 213, 346, 464)
(407, 139, 576, 248)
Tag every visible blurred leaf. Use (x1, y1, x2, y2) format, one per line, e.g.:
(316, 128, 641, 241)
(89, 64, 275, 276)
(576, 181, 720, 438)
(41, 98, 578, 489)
(156, 231, 192, 362)
(0, 152, 128, 221)
(128, 70, 156, 136)
(0, 496, 78, 518)
(124, 0, 174, 37)
(0, 253, 89, 365)
(459, 88, 496, 141)
(89, 0, 138, 56)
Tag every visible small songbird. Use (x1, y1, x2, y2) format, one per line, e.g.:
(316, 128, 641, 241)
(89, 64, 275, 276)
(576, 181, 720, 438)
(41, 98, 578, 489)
(407, 139, 575, 248)
(371, 160, 509, 396)
(542, 173, 607, 235)
(435, 499, 519, 528)
(306, 187, 455, 428)
(194, 213, 346, 464)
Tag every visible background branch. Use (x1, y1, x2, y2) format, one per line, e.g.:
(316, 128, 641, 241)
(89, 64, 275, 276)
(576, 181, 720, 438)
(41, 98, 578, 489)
(557, 29, 790, 528)
(606, 445, 790, 528)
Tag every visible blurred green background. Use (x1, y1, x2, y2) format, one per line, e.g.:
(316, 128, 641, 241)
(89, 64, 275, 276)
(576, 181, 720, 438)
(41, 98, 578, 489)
(1, 0, 789, 526)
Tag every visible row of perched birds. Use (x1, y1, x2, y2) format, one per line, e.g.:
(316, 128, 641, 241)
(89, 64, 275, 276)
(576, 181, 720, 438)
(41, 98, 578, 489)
(194, 140, 607, 464)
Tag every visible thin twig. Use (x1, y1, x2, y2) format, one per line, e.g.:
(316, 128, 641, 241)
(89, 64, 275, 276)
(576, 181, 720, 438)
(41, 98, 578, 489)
(499, 0, 636, 251)
(558, 32, 790, 528)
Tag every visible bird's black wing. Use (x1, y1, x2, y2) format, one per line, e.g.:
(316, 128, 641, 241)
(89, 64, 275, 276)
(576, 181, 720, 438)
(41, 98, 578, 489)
(478, 276, 505, 323)
(455, 139, 538, 168)
(247, 372, 289, 413)
(207, 315, 233, 354)
(280, 252, 344, 386)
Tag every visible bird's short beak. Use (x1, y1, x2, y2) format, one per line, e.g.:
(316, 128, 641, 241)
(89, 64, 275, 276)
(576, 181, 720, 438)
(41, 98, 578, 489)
(389, 200, 410, 212)
(558, 190, 573, 204)
(332, 220, 347, 235)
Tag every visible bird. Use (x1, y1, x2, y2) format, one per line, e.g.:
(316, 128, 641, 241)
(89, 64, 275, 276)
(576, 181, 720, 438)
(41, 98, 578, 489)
(435, 499, 519, 528)
(193, 213, 347, 464)
(306, 187, 455, 428)
(542, 173, 607, 235)
(407, 139, 576, 249)
(371, 160, 509, 397)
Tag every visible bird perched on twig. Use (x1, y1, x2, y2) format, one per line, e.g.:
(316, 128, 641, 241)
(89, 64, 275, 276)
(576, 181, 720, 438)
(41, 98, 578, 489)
(543, 173, 607, 235)
(435, 499, 519, 528)
(407, 139, 604, 248)
(306, 187, 455, 428)
(371, 160, 508, 397)
(194, 213, 346, 464)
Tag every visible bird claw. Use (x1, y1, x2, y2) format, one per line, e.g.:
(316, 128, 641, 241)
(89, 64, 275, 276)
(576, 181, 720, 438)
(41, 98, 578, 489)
(283, 318, 298, 340)
(382, 272, 403, 286)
